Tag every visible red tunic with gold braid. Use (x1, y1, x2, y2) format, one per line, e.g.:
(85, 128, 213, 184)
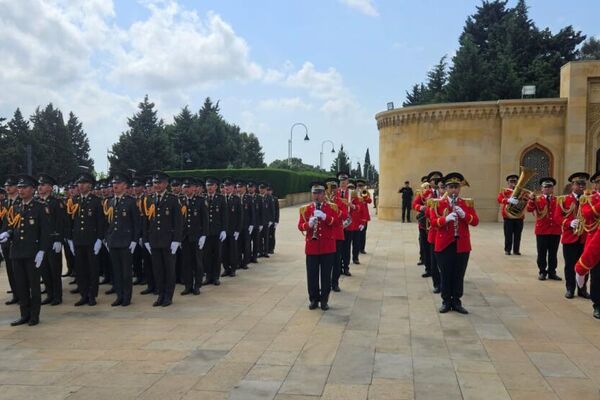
(575, 192, 600, 275)
(497, 188, 524, 220)
(298, 202, 338, 255)
(554, 193, 586, 244)
(526, 195, 561, 235)
(432, 197, 479, 253)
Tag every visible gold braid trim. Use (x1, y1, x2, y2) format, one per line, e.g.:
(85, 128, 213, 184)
(0, 206, 7, 220)
(66, 197, 79, 218)
(7, 207, 21, 229)
(103, 199, 114, 224)
(143, 196, 156, 220)
(181, 205, 188, 216)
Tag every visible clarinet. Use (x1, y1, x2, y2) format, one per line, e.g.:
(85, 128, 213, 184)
(451, 194, 459, 239)
(312, 202, 321, 240)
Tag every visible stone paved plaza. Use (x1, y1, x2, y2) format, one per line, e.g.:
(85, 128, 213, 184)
(1, 206, 600, 400)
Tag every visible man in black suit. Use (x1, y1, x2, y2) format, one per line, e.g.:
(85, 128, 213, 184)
(68, 172, 105, 307)
(181, 177, 208, 295)
(143, 171, 183, 307)
(259, 182, 274, 257)
(237, 180, 255, 270)
(1, 176, 21, 305)
(267, 185, 279, 254)
(204, 177, 227, 285)
(0, 174, 51, 326)
(221, 178, 242, 277)
(105, 173, 142, 306)
(248, 181, 262, 263)
(398, 181, 413, 223)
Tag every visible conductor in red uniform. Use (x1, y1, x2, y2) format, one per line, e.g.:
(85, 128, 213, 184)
(298, 181, 338, 311)
(431, 173, 479, 314)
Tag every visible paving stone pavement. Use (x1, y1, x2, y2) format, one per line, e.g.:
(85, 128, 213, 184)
(1, 206, 600, 399)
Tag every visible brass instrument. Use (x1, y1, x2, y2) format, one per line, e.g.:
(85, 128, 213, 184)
(506, 166, 535, 219)
(573, 190, 592, 236)
(312, 202, 321, 240)
(342, 189, 353, 228)
(450, 193, 459, 238)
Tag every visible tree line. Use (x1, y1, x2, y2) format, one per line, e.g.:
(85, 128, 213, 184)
(403, 0, 600, 107)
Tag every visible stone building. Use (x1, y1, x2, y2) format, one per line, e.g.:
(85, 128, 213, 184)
(375, 61, 600, 222)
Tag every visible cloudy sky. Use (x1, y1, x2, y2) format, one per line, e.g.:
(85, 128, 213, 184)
(1, 0, 598, 173)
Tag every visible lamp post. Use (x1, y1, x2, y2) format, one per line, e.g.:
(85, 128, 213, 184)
(288, 122, 309, 166)
(320, 140, 335, 170)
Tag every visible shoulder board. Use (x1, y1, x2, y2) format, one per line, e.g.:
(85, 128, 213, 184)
(557, 195, 566, 206)
(426, 198, 439, 208)
(299, 205, 308, 215)
(327, 202, 338, 212)
(580, 195, 589, 205)
(415, 190, 422, 196)
(462, 198, 475, 208)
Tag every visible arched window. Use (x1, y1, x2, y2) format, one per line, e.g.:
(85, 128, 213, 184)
(520, 144, 553, 191)
(596, 148, 600, 173)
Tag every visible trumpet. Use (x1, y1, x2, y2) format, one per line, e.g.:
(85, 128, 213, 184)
(451, 193, 459, 239)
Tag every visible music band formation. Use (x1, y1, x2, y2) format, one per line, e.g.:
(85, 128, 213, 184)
(0, 171, 279, 326)
(496, 168, 600, 319)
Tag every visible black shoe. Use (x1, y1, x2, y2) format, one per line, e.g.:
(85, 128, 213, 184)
(121, 300, 131, 307)
(161, 300, 172, 307)
(99, 279, 110, 285)
(308, 301, 319, 310)
(263, 254, 270, 258)
(514, 252, 521, 256)
(41, 288, 47, 295)
(332, 286, 341, 292)
(213, 280, 220, 286)
(132, 279, 142, 285)
(229, 271, 236, 277)
(433, 286, 441, 294)
(250, 259, 258, 263)
(68, 280, 77, 285)
(240, 265, 249, 270)
(353, 259, 360, 265)
(28, 318, 39, 326)
(594, 307, 600, 319)
(439, 303, 451, 313)
(417, 261, 424, 266)
(320, 303, 329, 311)
(192, 288, 200, 295)
(221, 270, 230, 277)
(422, 272, 432, 278)
(342, 270, 352, 276)
(111, 299, 122, 307)
(10, 317, 29, 326)
(5, 298, 18, 305)
(565, 290, 575, 299)
(538, 273, 547, 281)
(203, 279, 214, 285)
(88, 298, 97, 306)
(105, 288, 116, 295)
(452, 304, 469, 314)
(61, 272, 70, 277)
(50, 300, 61, 306)
(548, 274, 562, 281)
(578, 289, 591, 299)
(69, 288, 79, 294)
(360, 251, 366, 254)
(181, 289, 192, 296)
(140, 288, 154, 295)
(153, 298, 163, 307)
(505, 251, 511, 256)
(74, 298, 88, 307)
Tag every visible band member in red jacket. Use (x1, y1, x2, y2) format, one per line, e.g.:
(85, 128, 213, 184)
(427, 178, 446, 294)
(356, 179, 371, 254)
(574, 171, 600, 318)
(298, 181, 338, 311)
(555, 173, 590, 299)
(412, 176, 430, 266)
(347, 181, 366, 265)
(526, 177, 562, 281)
(413, 171, 443, 278)
(336, 172, 353, 276)
(326, 177, 347, 293)
(497, 174, 525, 255)
(431, 172, 478, 314)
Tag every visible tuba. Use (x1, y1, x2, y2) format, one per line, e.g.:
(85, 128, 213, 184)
(505, 166, 535, 219)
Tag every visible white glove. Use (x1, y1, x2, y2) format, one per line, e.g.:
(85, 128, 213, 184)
(68, 240, 75, 255)
(576, 272, 587, 289)
(234, 232, 239, 241)
(103, 239, 109, 250)
(308, 216, 318, 228)
(455, 206, 466, 219)
(445, 213, 457, 223)
(248, 225, 254, 235)
(144, 242, 152, 254)
(219, 231, 226, 242)
(274, 222, 278, 228)
(268, 221, 273, 227)
(570, 219, 579, 229)
(259, 225, 263, 232)
(359, 225, 365, 231)
(0, 232, 9, 243)
(129, 241, 137, 254)
(34, 251, 45, 268)
(198, 236, 206, 250)
(93, 239, 102, 255)
(170, 242, 180, 255)
(508, 197, 519, 205)
(314, 210, 326, 220)
(52, 241, 62, 253)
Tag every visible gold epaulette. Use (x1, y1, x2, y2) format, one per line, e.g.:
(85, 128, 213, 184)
(580, 195, 589, 206)
(328, 202, 338, 212)
(426, 198, 438, 208)
(557, 195, 566, 206)
(299, 205, 307, 216)
(463, 198, 475, 208)
(415, 189, 422, 197)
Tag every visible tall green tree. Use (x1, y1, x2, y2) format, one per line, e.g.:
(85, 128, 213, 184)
(109, 95, 173, 174)
(167, 106, 202, 170)
(581, 37, 600, 60)
(4, 109, 31, 174)
(238, 132, 266, 168)
(330, 144, 350, 174)
(363, 148, 371, 178)
(67, 112, 94, 172)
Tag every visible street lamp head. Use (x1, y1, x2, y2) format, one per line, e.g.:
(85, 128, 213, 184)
(303, 133, 310, 141)
(331, 148, 336, 153)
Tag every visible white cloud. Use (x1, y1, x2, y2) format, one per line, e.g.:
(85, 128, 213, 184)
(110, 4, 262, 90)
(258, 97, 312, 111)
(338, 0, 379, 17)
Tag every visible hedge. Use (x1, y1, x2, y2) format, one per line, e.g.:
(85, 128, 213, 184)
(166, 168, 328, 198)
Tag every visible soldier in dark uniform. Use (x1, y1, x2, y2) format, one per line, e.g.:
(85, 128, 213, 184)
(259, 182, 274, 258)
(105, 173, 142, 306)
(98, 179, 113, 290)
(62, 182, 77, 280)
(267, 185, 279, 254)
(204, 177, 227, 285)
(221, 178, 242, 277)
(143, 171, 182, 307)
(181, 177, 208, 295)
(36, 174, 66, 306)
(0, 174, 51, 326)
(170, 177, 185, 285)
(248, 181, 262, 263)
(131, 176, 146, 286)
(140, 177, 157, 295)
(237, 180, 255, 270)
(1, 176, 20, 305)
(67, 172, 105, 306)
